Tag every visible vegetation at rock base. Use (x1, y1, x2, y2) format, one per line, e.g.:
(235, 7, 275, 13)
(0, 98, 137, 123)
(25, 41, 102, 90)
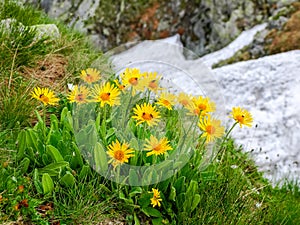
(1, 1, 300, 224)
(213, 2, 300, 68)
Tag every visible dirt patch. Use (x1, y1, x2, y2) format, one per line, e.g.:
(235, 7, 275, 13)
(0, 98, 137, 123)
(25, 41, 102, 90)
(20, 54, 69, 91)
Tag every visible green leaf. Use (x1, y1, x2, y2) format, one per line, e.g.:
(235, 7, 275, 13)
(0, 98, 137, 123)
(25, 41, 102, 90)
(42, 173, 54, 194)
(129, 187, 143, 197)
(79, 165, 91, 179)
(190, 194, 201, 212)
(17, 130, 26, 160)
(60, 172, 75, 187)
(50, 114, 59, 131)
(168, 186, 176, 201)
(94, 142, 108, 173)
(142, 207, 162, 218)
(38, 161, 69, 176)
(129, 169, 139, 186)
(186, 180, 198, 197)
(72, 142, 83, 166)
(152, 217, 163, 225)
(26, 129, 39, 151)
(19, 157, 30, 173)
(46, 145, 64, 162)
(133, 212, 140, 225)
(173, 176, 186, 194)
(34, 169, 43, 194)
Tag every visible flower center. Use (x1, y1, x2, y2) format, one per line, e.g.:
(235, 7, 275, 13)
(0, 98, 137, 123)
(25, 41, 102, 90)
(142, 112, 154, 121)
(85, 74, 94, 82)
(180, 99, 189, 106)
(114, 150, 125, 161)
(198, 103, 207, 111)
(129, 77, 138, 86)
(236, 115, 245, 123)
(153, 144, 162, 152)
(75, 93, 84, 102)
(206, 125, 216, 135)
(162, 99, 171, 107)
(100, 93, 110, 101)
(193, 108, 200, 115)
(39, 94, 49, 103)
(149, 80, 158, 89)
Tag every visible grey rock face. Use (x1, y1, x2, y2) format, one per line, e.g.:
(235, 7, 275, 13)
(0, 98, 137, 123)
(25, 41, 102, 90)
(22, 0, 297, 56)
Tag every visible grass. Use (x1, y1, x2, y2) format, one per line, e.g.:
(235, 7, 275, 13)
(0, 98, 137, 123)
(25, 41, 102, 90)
(0, 1, 300, 225)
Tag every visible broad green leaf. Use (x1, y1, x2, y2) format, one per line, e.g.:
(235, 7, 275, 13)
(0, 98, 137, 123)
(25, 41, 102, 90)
(94, 142, 108, 173)
(142, 207, 162, 218)
(152, 217, 163, 225)
(17, 130, 26, 160)
(129, 187, 143, 197)
(186, 180, 198, 197)
(19, 157, 30, 174)
(173, 176, 186, 194)
(168, 186, 176, 201)
(129, 169, 139, 186)
(42, 173, 54, 194)
(133, 212, 140, 225)
(190, 194, 201, 212)
(34, 169, 43, 194)
(60, 172, 75, 187)
(79, 165, 91, 179)
(47, 145, 64, 162)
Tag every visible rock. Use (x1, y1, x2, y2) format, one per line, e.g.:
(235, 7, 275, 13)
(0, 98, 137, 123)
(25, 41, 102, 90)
(31, 24, 60, 41)
(110, 34, 300, 185)
(0, 18, 60, 42)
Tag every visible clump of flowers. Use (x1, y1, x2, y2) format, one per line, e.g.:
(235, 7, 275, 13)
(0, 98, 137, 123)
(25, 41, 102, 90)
(31, 67, 253, 170)
(30, 66, 254, 221)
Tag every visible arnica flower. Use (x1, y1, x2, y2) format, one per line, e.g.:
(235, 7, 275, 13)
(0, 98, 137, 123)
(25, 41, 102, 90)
(230, 107, 253, 128)
(187, 96, 216, 117)
(198, 116, 225, 143)
(150, 188, 162, 208)
(132, 103, 160, 126)
(144, 135, 173, 156)
(141, 72, 163, 93)
(92, 82, 120, 107)
(107, 140, 134, 167)
(177, 92, 193, 107)
(67, 85, 90, 104)
(156, 92, 176, 110)
(121, 68, 145, 94)
(31, 87, 59, 106)
(80, 68, 101, 84)
(114, 79, 126, 91)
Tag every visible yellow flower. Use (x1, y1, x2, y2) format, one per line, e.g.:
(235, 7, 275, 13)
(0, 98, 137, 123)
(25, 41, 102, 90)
(132, 103, 160, 126)
(150, 188, 162, 207)
(198, 116, 225, 143)
(67, 85, 90, 104)
(121, 68, 146, 94)
(92, 82, 120, 107)
(107, 140, 134, 167)
(156, 92, 176, 110)
(144, 135, 173, 156)
(230, 107, 253, 127)
(113, 79, 126, 91)
(187, 96, 216, 117)
(31, 87, 59, 106)
(177, 92, 193, 107)
(80, 68, 101, 84)
(141, 72, 163, 93)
